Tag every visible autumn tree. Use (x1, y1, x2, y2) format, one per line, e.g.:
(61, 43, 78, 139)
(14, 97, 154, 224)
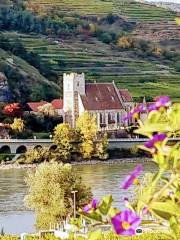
(25, 162, 92, 229)
(76, 112, 97, 159)
(17, 147, 60, 164)
(11, 118, 24, 132)
(96, 133, 109, 160)
(3, 103, 22, 117)
(53, 123, 75, 161)
(38, 103, 56, 116)
(117, 36, 132, 49)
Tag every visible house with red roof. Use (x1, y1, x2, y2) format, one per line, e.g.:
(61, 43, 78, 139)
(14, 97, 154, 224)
(26, 99, 64, 116)
(63, 73, 134, 129)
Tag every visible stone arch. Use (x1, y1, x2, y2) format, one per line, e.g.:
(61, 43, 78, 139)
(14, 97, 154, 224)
(0, 145, 11, 154)
(34, 145, 43, 151)
(16, 145, 27, 154)
(49, 144, 57, 152)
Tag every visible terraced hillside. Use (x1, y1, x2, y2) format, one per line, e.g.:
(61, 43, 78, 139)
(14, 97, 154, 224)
(114, 1, 179, 42)
(3, 32, 180, 102)
(1, 1, 179, 102)
(114, 1, 175, 21)
(27, 0, 113, 16)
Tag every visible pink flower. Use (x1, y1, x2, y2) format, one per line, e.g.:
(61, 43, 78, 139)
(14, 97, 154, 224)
(148, 96, 171, 112)
(144, 134, 166, 152)
(111, 210, 141, 236)
(122, 164, 143, 190)
(123, 104, 146, 121)
(83, 199, 99, 213)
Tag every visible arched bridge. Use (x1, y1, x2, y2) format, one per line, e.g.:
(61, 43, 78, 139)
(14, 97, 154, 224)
(0, 139, 55, 154)
(0, 138, 179, 154)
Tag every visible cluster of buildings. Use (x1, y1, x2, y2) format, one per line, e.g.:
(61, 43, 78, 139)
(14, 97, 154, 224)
(27, 72, 135, 130)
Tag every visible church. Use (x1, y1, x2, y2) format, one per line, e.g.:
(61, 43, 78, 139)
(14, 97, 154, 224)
(63, 73, 134, 129)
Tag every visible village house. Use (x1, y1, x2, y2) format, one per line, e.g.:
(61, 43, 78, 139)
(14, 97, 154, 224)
(63, 73, 134, 129)
(26, 99, 64, 116)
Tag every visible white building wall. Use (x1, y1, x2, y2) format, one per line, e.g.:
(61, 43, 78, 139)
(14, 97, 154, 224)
(78, 94, 85, 115)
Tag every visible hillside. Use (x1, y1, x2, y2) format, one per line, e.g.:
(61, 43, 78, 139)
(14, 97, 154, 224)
(0, 0, 179, 102)
(0, 47, 60, 103)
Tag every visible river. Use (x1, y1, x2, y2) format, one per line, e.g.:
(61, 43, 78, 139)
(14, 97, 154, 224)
(0, 161, 157, 234)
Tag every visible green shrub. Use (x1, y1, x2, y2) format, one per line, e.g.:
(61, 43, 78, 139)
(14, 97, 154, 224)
(0, 154, 15, 163)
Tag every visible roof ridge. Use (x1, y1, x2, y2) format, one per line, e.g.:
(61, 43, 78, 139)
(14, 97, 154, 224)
(86, 82, 114, 85)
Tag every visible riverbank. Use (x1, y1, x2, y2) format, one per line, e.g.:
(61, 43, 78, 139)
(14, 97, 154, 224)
(0, 157, 152, 170)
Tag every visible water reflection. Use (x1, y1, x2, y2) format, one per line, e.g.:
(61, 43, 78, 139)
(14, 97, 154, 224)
(0, 161, 157, 234)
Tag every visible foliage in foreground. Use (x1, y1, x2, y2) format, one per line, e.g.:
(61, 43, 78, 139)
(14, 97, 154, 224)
(1, 231, 179, 240)
(78, 97, 180, 239)
(25, 162, 92, 229)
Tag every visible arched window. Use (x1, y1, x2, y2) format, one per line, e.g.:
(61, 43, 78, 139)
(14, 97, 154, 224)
(108, 113, 111, 124)
(100, 113, 103, 124)
(117, 112, 120, 123)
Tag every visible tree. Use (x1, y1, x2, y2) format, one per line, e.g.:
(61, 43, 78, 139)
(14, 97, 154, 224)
(11, 118, 24, 132)
(37, 103, 56, 116)
(96, 133, 109, 160)
(53, 123, 75, 161)
(76, 112, 97, 159)
(3, 103, 22, 117)
(25, 162, 92, 229)
(117, 36, 132, 49)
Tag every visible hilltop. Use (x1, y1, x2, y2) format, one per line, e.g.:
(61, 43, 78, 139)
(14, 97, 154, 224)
(0, 0, 179, 102)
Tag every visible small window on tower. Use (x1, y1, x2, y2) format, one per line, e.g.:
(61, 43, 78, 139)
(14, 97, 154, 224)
(77, 82, 79, 87)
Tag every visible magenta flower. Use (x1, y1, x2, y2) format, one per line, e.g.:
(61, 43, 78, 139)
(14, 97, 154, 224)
(156, 96, 170, 108)
(122, 164, 143, 190)
(148, 96, 171, 112)
(111, 210, 141, 236)
(123, 104, 145, 121)
(83, 199, 98, 213)
(144, 133, 166, 151)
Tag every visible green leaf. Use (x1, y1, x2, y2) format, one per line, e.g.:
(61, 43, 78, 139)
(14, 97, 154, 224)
(150, 201, 180, 220)
(79, 209, 102, 222)
(107, 207, 119, 218)
(135, 123, 172, 135)
(98, 194, 113, 215)
(88, 230, 102, 240)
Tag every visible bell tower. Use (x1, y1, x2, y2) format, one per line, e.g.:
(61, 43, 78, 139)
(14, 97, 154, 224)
(63, 73, 85, 127)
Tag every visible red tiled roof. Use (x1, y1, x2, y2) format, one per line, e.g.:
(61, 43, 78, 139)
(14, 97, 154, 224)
(51, 99, 63, 109)
(80, 83, 123, 110)
(27, 101, 48, 112)
(119, 89, 133, 102)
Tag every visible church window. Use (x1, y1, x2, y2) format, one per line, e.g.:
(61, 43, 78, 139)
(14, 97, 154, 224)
(117, 112, 120, 123)
(100, 113, 103, 124)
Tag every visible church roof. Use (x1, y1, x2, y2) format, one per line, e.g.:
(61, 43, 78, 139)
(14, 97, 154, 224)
(80, 83, 123, 111)
(119, 89, 133, 102)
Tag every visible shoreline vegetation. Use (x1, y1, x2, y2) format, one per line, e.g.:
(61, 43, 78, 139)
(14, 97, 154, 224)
(0, 157, 152, 170)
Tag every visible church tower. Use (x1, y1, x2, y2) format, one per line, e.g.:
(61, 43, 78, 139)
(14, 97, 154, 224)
(63, 73, 85, 127)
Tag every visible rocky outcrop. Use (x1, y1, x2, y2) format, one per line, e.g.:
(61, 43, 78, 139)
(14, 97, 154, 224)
(0, 72, 10, 102)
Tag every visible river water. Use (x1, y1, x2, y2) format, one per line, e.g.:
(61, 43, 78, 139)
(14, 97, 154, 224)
(0, 161, 157, 234)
